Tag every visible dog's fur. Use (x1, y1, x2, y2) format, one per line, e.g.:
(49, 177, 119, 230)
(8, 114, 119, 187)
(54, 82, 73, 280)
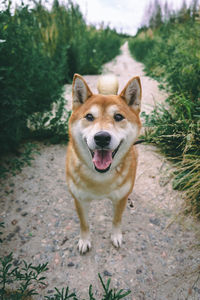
(66, 74, 142, 254)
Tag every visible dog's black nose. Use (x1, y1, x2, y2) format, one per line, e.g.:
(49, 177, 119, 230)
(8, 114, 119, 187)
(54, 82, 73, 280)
(94, 131, 111, 148)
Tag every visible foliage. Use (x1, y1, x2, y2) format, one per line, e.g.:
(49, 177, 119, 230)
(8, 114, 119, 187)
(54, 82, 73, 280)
(0, 3, 66, 155)
(0, 252, 48, 299)
(0, 143, 39, 179)
(45, 274, 131, 300)
(28, 97, 71, 144)
(0, 0, 121, 156)
(0, 224, 131, 299)
(97, 273, 131, 300)
(0, 252, 130, 299)
(129, 0, 200, 216)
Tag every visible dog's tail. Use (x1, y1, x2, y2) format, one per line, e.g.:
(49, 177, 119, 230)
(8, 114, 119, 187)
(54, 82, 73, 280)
(97, 74, 119, 95)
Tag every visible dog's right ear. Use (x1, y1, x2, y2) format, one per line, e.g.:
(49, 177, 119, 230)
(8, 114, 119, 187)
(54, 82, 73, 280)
(72, 74, 93, 110)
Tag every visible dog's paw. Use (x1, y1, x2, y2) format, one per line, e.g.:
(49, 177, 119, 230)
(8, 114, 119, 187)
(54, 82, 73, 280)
(111, 231, 122, 248)
(78, 238, 91, 254)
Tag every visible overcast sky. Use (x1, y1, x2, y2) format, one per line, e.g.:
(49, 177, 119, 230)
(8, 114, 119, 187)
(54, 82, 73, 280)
(76, 0, 195, 35)
(4, 0, 197, 35)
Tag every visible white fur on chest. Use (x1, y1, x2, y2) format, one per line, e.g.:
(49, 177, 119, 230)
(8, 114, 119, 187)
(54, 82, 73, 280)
(68, 165, 131, 202)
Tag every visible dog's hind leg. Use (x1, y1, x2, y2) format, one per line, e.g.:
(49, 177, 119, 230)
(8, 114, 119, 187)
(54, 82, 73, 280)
(111, 196, 128, 248)
(74, 198, 91, 254)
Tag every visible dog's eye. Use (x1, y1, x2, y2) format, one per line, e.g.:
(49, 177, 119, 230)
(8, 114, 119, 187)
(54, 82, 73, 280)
(85, 113, 94, 122)
(114, 113, 125, 122)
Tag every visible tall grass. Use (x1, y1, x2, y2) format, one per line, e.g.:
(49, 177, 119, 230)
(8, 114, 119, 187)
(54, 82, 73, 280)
(129, 0, 200, 217)
(0, 0, 121, 156)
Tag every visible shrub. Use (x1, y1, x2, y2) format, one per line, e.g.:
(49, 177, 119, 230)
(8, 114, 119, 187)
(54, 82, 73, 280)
(0, 0, 121, 157)
(0, 4, 66, 154)
(128, 2, 200, 217)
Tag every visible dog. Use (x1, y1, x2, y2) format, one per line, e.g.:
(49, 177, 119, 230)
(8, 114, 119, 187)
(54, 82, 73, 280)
(66, 74, 142, 254)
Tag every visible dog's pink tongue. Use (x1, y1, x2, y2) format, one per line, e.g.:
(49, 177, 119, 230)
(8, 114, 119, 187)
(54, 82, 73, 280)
(93, 150, 112, 170)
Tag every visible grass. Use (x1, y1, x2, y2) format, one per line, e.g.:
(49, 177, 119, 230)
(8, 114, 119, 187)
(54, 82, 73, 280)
(0, 0, 122, 156)
(0, 223, 131, 300)
(0, 252, 131, 300)
(128, 0, 200, 217)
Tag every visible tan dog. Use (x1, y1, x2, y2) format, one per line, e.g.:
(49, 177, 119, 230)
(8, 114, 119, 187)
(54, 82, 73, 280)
(66, 74, 142, 254)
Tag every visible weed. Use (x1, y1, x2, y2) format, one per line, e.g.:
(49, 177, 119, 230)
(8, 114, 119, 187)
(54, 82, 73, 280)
(0, 254, 130, 300)
(0, 252, 48, 299)
(0, 223, 131, 299)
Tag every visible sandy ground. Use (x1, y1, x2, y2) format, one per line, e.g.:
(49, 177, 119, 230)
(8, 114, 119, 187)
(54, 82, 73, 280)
(1, 43, 200, 300)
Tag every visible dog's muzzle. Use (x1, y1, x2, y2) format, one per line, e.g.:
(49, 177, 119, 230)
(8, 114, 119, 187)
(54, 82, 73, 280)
(89, 141, 122, 173)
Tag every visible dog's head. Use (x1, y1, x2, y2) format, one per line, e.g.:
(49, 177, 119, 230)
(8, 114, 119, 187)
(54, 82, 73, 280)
(69, 74, 142, 173)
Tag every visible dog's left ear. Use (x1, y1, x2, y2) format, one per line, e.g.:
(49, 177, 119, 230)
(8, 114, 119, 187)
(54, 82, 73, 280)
(72, 74, 93, 110)
(120, 76, 142, 113)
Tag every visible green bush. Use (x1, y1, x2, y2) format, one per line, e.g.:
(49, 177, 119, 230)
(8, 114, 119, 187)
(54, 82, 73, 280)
(128, 2, 200, 216)
(0, 1, 121, 156)
(128, 36, 156, 63)
(0, 4, 66, 154)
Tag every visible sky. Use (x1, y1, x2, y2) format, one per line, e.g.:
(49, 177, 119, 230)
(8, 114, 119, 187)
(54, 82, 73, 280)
(75, 0, 196, 35)
(3, 0, 197, 36)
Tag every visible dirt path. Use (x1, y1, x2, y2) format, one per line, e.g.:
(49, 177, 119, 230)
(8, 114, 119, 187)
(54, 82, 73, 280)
(1, 43, 200, 300)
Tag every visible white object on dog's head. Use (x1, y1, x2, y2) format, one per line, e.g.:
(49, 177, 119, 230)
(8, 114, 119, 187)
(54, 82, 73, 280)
(120, 77, 142, 113)
(97, 74, 119, 95)
(72, 74, 92, 110)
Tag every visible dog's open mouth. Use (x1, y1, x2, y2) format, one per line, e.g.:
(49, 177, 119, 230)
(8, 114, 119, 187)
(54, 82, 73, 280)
(90, 142, 122, 173)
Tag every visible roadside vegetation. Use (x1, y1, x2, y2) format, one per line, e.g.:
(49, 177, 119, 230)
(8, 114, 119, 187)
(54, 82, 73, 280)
(0, 222, 130, 300)
(129, 0, 200, 218)
(0, 0, 121, 174)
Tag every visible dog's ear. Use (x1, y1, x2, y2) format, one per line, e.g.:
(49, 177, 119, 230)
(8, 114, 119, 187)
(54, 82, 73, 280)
(72, 74, 93, 110)
(120, 76, 142, 113)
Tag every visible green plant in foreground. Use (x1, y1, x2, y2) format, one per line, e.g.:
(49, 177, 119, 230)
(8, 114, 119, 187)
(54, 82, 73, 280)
(44, 273, 131, 300)
(0, 252, 48, 299)
(0, 239, 131, 300)
(98, 273, 131, 300)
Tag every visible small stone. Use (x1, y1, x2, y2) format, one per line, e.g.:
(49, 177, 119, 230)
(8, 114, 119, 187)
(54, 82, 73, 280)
(11, 219, 18, 225)
(129, 202, 134, 208)
(103, 270, 112, 277)
(55, 221, 60, 227)
(6, 232, 15, 241)
(21, 212, 28, 217)
(67, 262, 75, 267)
(149, 218, 160, 226)
(14, 226, 20, 233)
(178, 248, 184, 253)
(61, 236, 68, 246)
(194, 287, 200, 294)
(16, 207, 22, 212)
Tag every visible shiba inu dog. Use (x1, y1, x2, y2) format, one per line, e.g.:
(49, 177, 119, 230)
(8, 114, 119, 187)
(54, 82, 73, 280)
(66, 74, 142, 254)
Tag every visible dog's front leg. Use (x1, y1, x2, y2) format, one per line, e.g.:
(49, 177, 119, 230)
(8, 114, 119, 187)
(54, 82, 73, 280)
(74, 198, 91, 254)
(111, 196, 127, 248)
